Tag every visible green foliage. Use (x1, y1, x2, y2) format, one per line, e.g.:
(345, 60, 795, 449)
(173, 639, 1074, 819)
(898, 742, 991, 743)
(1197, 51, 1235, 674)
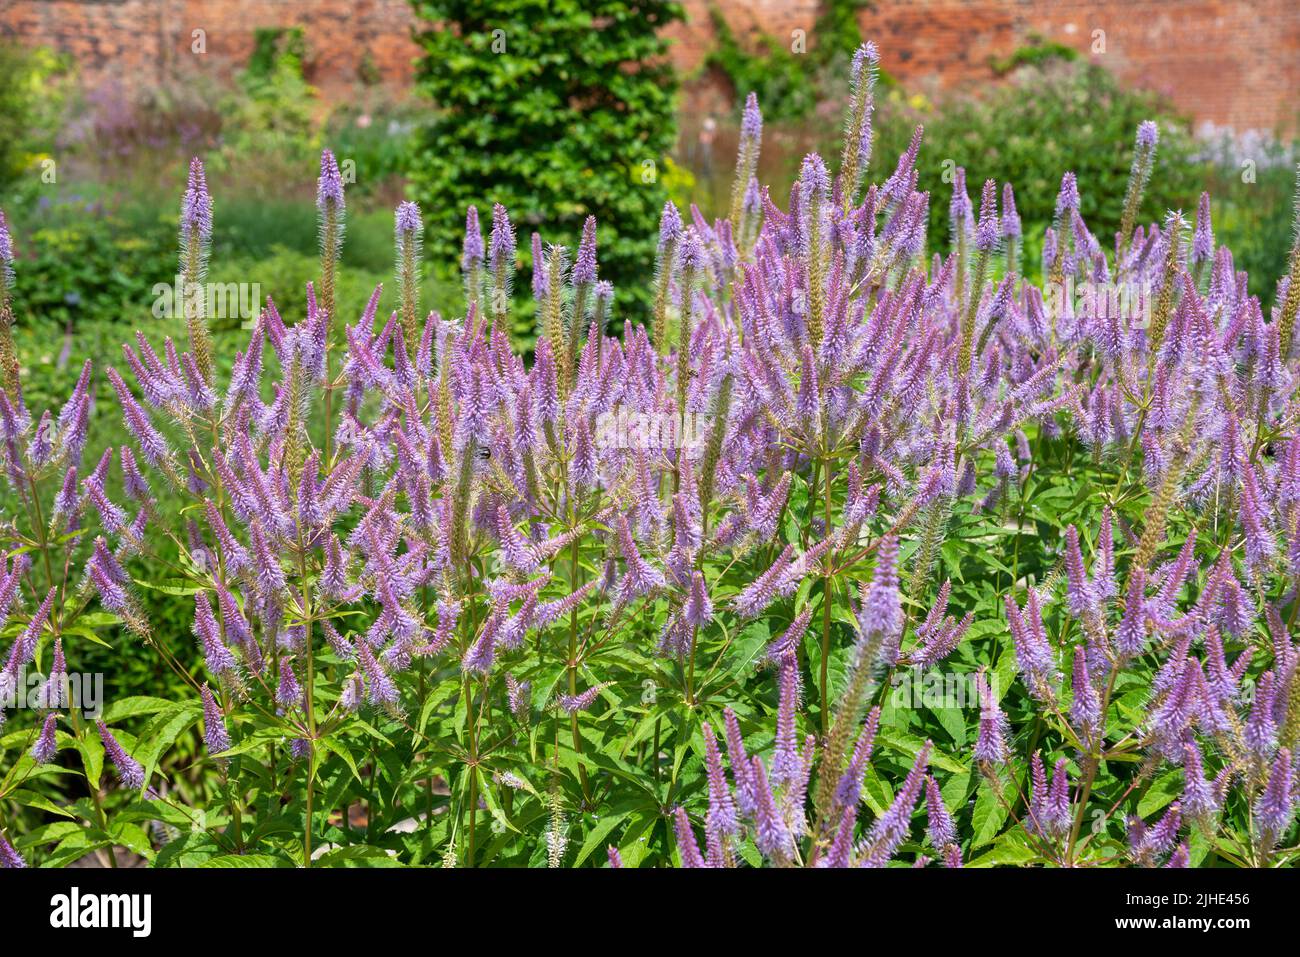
(7, 195, 175, 336)
(701, 0, 874, 123)
(0, 42, 74, 191)
(408, 0, 684, 316)
(989, 35, 1080, 75)
(213, 28, 320, 191)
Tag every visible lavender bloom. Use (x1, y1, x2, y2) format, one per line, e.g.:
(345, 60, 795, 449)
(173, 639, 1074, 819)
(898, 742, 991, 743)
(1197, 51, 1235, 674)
(396, 201, 422, 240)
(701, 722, 738, 837)
(316, 149, 345, 213)
(1115, 568, 1148, 656)
(557, 683, 609, 715)
(1255, 748, 1295, 842)
(0, 832, 25, 868)
(194, 593, 238, 680)
(925, 774, 956, 849)
(765, 604, 812, 663)
(1191, 191, 1213, 265)
(31, 711, 58, 764)
(200, 684, 231, 755)
(673, 807, 707, 868)
(573, 215, 598, 285)
(506, 674, 531, 721)
(97, 720, 145, 790)
(489, 202, 516, 273)
(1181, 741, 1220, 824)
(276, 660, 303, 712)
(973, 670, 1010, 765)
(1001, 183, 1021, 240)
(180, 156, 213, 242)
(974, 179, 999, 251)
(461, 205, 484, 271)
(750, 758, 794, 862)
(0, 208, 14, 289)
(1244, 671, 1278, 757)
(857, 535, 901, 663)
(1070, 645, 1101, 741)
(36, 637, 68, 710)
(860, 742, 930, 867)
(682, 570, 714, 630)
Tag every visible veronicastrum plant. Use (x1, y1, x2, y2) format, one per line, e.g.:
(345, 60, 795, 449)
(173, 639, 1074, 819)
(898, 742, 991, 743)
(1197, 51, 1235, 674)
(2, 40, 1300, 869)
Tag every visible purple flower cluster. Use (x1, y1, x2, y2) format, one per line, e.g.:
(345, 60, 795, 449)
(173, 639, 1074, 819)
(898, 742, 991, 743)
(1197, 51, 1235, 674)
(1, 37, 1299, 870)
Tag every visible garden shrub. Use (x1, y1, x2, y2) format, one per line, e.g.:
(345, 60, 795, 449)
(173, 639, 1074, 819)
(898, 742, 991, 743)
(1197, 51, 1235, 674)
(1, 41, 1300, 872)
(408, 0, 684, 327)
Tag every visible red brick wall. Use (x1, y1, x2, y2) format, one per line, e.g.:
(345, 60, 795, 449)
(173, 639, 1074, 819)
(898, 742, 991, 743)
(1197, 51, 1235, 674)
(2, 1, 1296, 133)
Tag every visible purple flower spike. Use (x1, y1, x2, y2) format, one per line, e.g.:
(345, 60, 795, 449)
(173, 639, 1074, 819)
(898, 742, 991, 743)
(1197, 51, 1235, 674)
(317, 149, 345, 212)
(181, 157, 213, 241)
(194, 593, 238, 680)
(974, 179, 998, 251)
(573, 215, 598, 285)
(860, 741, 930, 867)
(741, 92, 762, 145)
(1054, 171, 1080, 219)
(0, 832, 26, 868)
(1191, 191, 1214, 264)
(658, 202, 683, 252)
(97, 719, 145, 790)
(673, 807, 707, 868)
(461, 205, 484, 269)
(1000, 183, 1021, 239)
(1070, 645, 1101, 741)
(489, 203, 516, 272)
(31, 712, 58, 764)
(200, 684, 231, 755)
(396, 200, 422, 238)
(925, 775, 956, 849)
(684, 570, 714, 629)
(857, 535, 901, 662)
(1136, 120, 1159, 151)
(1255, 748, 1295, 843)
(0, 208, 14, 287)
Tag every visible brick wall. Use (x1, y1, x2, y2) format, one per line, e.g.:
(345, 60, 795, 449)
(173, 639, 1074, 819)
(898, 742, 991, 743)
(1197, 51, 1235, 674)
(2, 0, 1296, 134)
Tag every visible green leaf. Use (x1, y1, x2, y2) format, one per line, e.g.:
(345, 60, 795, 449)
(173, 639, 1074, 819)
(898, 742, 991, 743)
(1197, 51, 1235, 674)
(970, 780, 1010, 849)
(1137, 769, 1183, 817)
(200, 854, 293, 868)
(313, 844, 404, 867)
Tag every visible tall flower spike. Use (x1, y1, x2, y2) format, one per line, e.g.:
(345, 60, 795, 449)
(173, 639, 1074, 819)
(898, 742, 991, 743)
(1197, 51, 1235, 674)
(1070, 645, 1101, 741)
(1255, 748, 1295, 842)
(36, 637, 68, 710)
(730, 93, 764, 232)
(973, 669, 1009, 765)
(857, 534, 901, 664)
(673, 807, 707, 868)
(396, 201, 424, 346)
(194, 592, 238, 680)
(0, 207, 14, 294)
(701, 722, 738, 837)
(97, 719, 145, 790)
(838, 41, 878, 209)
(1119, 120, 1158, 258)
(317, 148, 346, 321)
(925, 774, 956, 849)
(1191, 191, 1214, 266)
(859, 742, 930, 867)
(31, 711, 58, 764)
(200, 683, 231, 755)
